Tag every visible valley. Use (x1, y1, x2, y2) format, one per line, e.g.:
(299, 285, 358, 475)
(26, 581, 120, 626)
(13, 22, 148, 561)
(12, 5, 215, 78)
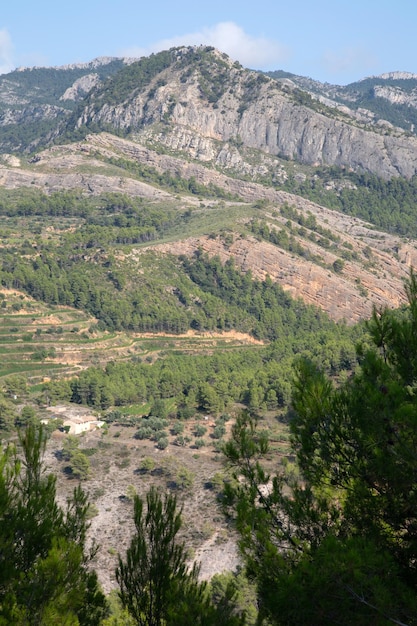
(1, 45, 417, 624)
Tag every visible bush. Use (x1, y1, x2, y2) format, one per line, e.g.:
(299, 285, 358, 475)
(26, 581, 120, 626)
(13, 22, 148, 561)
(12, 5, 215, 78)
(332, 258, 345, 273)
(194, 424, 207, 437)
(134, 426, 153, 440)
(171, 422, 185, 436)
(156, 437, 169, 450)
(176, 466, 195, 489)
(212, 424, 226, 439)
(66, 450, 90, 480)
(139, 457, 155, 473)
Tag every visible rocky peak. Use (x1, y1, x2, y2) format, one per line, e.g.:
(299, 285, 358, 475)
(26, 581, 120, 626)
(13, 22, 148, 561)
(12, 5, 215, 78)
(15, 56, 126, 73)
(2, 47, 417, 181)
(376, 71, 417, 81)
(373, 84, 417, 108)
(70, 47, 417, 180)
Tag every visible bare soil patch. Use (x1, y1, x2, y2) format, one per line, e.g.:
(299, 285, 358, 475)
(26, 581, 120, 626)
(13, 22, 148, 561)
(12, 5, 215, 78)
(43, 420, 243, 594)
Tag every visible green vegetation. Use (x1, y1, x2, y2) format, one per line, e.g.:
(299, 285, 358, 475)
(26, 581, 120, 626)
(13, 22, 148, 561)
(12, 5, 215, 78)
(61, 50, 176, 141)
(0, 60, 126, 111)
(104, 156, 240, 200)
(266, 71, 417, 135)
(4, 274, 417, 624)
(223, 272, 417, 624)
(4, 47, 417, 625)
(0, 423, 107, 624)
(0, 185, 363, 417)
(90, 51, 174, 106)
(116, 487, 244, 625)
(0, 189, 363, 343)
(0, 294, 124, 382)
(43, 268, 360, 414)
(61, 435, 91, 480)
(340, 75, 417, 134)
(0, 59, 128, 152)
(279, 167, 417, 237)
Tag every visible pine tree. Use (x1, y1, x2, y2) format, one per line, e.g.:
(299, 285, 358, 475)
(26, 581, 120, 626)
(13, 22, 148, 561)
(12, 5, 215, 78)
(0, 422, 107, 625)
(116, 487, 245, 626)
(223, 272, 417, 625)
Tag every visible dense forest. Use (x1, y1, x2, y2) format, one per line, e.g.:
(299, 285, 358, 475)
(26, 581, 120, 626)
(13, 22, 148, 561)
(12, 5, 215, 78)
(277, 168, 417, 237)
(223, 271, 417, 625)
(0, 189, 362, 339)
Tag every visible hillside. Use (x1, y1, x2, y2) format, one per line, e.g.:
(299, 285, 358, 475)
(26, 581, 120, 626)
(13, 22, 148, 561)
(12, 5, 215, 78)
(2, 46, 417, 606)
(68, 47, 417, 179)
(0, 129, 415, 322)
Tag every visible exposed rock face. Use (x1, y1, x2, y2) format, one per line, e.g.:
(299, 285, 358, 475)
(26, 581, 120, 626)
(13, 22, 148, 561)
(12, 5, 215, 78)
(73, 48, 417, 179)
(152, 232, 411, 324)
(0, 104, 66, 127)
(15, 56, 125, 73)
(1, 47, 417, 180)
(373, 85, 417, 107)
(0, 128, 415, 324)
(0, 57, 130, 151)
(378, 72, 417, 81)
(60, 73, 101, 101)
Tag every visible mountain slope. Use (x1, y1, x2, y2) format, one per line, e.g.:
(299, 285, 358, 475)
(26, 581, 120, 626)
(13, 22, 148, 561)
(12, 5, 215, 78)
(0, 131, 414, 323)
(266, 70, 417, 135)
(1, 47, 417, 327)
(0, 57, 130, 152)
(1, 47, 417, 180)
(3, 48, 417, 602)
(66, 47, 417, 179)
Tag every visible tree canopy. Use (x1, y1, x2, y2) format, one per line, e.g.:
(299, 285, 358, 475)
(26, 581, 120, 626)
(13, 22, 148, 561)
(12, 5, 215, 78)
(116, 486, 244, 626)
(0, 423, 107, 625)
(223, 271, 417, 625)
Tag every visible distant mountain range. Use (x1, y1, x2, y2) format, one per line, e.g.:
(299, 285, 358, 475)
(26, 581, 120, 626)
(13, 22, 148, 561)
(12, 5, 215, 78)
(1, 46, 417, 323)
(1, 47, 417, 179)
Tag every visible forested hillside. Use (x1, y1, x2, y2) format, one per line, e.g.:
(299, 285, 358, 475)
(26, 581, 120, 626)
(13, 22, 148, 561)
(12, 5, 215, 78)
(1, 46, 417, 624)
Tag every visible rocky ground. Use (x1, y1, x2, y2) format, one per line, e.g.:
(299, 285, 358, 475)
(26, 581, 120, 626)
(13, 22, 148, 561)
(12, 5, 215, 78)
(43, 418, 242, 594)
(3, 131, 415, 325)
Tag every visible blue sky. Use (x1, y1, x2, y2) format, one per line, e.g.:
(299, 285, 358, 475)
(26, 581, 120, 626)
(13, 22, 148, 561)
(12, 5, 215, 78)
(1, 1, 416, 85)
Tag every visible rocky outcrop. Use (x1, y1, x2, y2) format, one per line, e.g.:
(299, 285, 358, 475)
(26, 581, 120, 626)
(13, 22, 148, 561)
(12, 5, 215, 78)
(73, 48, 417, 179)
(373, 84, 417, 108)
(151, 231, 411, 324)
(60, 73, 101, 101)
(0, 104, 67, 126)
(1, 47, 417, 180)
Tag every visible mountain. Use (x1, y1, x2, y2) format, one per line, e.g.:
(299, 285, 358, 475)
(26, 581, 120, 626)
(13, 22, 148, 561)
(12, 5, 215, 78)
(1, 45, 417, 325)
(0, 57, 131, 152)
(2, 47, 417, 178)
(266, 70, 417, 135)
(3, 46, 417, 600)
(64, 47, 417, 179)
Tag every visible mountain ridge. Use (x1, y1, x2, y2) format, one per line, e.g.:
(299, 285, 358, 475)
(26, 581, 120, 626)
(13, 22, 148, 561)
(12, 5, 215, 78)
(1, 46, 417, 179)
(1, 46, 417, 326)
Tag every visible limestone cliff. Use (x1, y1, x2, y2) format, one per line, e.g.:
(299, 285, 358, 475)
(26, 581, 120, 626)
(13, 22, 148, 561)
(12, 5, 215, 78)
(1, 47, 417, 181)
(71, 47, 417, 179)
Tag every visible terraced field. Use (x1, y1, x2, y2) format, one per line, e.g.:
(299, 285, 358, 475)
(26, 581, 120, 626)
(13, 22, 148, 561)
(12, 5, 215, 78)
(0, 289, 263, 384)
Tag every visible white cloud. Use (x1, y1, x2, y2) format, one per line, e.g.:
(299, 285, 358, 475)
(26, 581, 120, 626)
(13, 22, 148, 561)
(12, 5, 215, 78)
(0, 28, 14, 74)
(121, 22, 290, 69)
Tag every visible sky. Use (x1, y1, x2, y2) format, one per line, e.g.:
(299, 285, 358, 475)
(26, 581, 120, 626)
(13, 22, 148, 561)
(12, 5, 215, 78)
(1, 1, 416, 85)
